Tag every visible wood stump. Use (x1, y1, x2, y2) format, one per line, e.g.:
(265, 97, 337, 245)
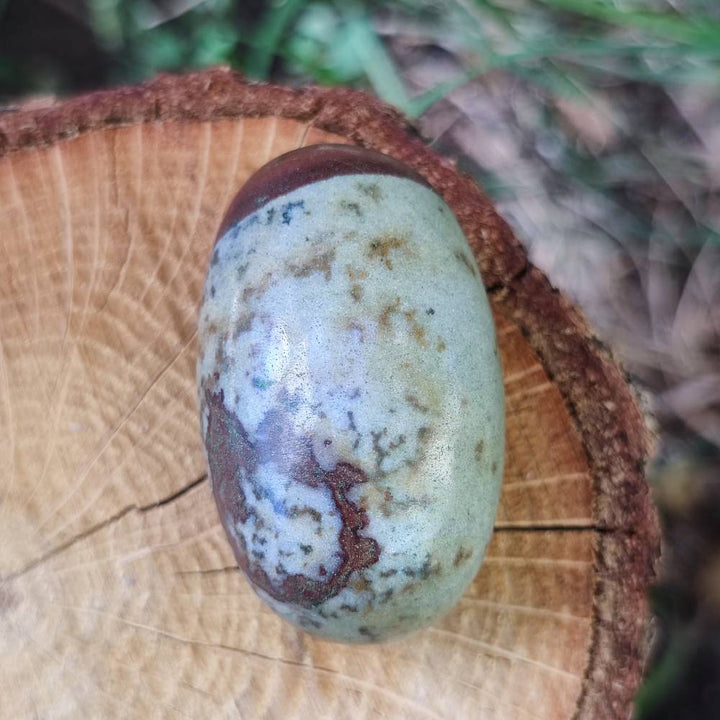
(0, 69, 659, 720)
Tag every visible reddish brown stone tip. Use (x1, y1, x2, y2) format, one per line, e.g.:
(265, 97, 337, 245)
(216, 143, 431, 238)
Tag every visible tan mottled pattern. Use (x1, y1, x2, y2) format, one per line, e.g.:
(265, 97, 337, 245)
(0, 116, 631, 719)
(198, 173, 505, 641)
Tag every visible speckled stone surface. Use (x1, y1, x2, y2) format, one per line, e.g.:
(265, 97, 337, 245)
(197, 146, 505, 643)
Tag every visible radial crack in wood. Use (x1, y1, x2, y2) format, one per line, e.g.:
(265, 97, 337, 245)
(0, 69, 659, 720)
(2, 475, 208, 585)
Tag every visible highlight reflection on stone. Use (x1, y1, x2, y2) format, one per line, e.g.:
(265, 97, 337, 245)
(197, 144, 505, 643)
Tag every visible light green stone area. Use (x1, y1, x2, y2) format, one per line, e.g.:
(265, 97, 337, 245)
(198, 173, 505, 642)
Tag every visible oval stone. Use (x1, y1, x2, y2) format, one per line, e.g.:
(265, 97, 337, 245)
(197, 144, 505, 643)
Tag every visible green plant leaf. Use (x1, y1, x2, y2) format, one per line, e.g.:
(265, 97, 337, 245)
(244, 0, 309, 79)
(87, 0, 125, 49)
(537, 0, 720, 47)
(340, 5, 411, 110)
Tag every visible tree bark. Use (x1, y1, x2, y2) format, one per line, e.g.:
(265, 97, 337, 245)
(0, 68, 659, 720)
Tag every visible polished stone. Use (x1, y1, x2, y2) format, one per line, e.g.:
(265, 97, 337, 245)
(198, 149, 504, 643)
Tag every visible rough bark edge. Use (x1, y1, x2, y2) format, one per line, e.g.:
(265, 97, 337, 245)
(493, 269, 661, 719)
(0, 68, 660, 720)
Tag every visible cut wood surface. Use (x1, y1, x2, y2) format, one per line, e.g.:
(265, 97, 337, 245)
(0, 69, 659, 720)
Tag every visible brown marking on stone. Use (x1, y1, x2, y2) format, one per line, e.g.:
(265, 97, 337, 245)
(347, 410, 361, 450)
(460, 397, 469, 408)
(204, 389, 256, 528)
(346, 321, 365, 342)
(236, 262, 249, 281)
(358, 181, 383, 202)
(350, 575, 372, 592)
(379, 297, 401, 329)
(288, 248, 336, 281)
(368, 430, 404, 473)
(409, 556, 442, 580)
(367, 235, 409, 270)
(411, 325, 427, 348)
(454, 249, 478, 277)
(210, 333, 232, 390)
(213, 343, 224, 372)
(357, 626, 378, 640)
(491, 461, 499, 474)
(289, 505, 322, 523)
(204, 388, 380, 609)
(399, 308, 429, 348)
(381, 488, 394, 518)
(474, 439, 484, 462)
(232, 312, 255, 339)
(417, 426, 432, 444)
(242, 272, 273, 302)
(371, 428, 388, 472)
(350, 283, 363, 302)
(437, 337, 447, 353)
(217, 144, 430, 237)
(379, 569, 397, 578)
(405, 393, 429, 413)
(345, 265, 368, 281)
(453, 547, 473, 567)
(339, 199, 362, 217)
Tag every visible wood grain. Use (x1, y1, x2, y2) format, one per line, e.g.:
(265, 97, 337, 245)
(0, 70, 659, 720)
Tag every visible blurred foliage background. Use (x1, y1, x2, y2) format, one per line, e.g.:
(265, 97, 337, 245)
(1, 1, 719, 718)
